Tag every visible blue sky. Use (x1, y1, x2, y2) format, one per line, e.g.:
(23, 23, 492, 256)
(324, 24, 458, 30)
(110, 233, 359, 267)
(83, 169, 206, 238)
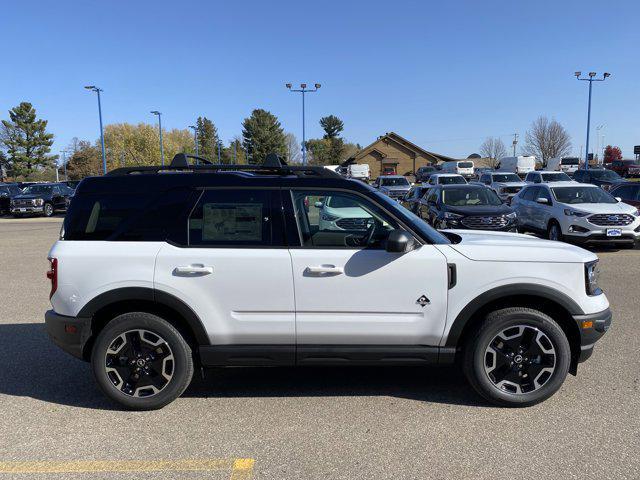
(1, 0, 639, 160)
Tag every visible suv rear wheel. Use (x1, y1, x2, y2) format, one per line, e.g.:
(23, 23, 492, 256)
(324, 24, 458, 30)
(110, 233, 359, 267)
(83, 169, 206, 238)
(463, 307, 571, 407)
(91, 312, 194, 410)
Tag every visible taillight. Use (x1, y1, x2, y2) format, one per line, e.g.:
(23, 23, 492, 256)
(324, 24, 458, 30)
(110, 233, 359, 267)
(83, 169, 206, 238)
(47, 257, 58, 299)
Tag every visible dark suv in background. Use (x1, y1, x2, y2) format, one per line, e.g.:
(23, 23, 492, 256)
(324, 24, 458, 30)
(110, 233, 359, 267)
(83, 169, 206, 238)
(0, 183, 23, 215)
(11, 183, 74, 217)
(573, 168, 624, 190)
(414, 166, 437, 183)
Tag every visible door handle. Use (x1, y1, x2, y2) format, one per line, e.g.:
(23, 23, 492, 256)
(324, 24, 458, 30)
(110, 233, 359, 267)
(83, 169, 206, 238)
(305, 264, 344, 275)
(173, 264, 214, 275)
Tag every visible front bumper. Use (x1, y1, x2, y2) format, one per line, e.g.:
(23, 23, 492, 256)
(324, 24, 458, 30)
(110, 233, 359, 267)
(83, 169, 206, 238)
(45, 310, 92, 360)
(11, 206, 44, 214)
(573, 307, 612, 363)
(562, 216, 640, 245)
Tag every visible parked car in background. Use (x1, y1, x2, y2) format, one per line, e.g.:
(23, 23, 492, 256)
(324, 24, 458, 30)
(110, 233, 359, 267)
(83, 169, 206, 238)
(347, 164, 370, 182)
(0, 183, 23, 215)
(512, 182, 639, 246)
(477, 172, 527, 204)
(497, 156, 536, 176)
(10, 182, 74, 217)
(573, 168, 625, 190)
(418, 184, 517, 231)
(400, 184, 431, 214)
(371, 175, 411, 200)
(605, 159, 640, 178)
(473, 167, 493, 180)
(414, 166, 438, 183)
(524, 171, 573, 184)
(441, 160, 474, 179)
(316, 194, 373, 232)
(546, 157, 581, 176)
(381, 165, 397, 175)
(426, 173, 467, 186)
(609, 182, 640, 208)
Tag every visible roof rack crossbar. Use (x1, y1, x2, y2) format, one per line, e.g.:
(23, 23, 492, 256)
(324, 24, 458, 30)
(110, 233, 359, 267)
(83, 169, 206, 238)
(106, 163, 342, 178)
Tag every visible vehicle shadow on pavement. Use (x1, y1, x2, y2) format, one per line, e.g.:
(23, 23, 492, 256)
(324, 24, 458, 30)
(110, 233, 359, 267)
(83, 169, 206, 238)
(0, 323, 489, 409)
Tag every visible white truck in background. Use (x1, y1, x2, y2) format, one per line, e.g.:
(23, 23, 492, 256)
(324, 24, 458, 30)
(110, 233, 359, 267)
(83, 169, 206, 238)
(441, 160, 475, 179)
(546, 157, 581, 175)
(347, 164, 370, 182)
(497, 156, 536, 176)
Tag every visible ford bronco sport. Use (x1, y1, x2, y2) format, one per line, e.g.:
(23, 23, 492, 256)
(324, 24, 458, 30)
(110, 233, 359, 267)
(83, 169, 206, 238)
(45, 154, 611, 410)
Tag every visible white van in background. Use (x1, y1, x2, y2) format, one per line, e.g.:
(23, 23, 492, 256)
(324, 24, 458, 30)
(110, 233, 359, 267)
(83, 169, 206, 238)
(347, 163, 370, 182)
(546, 157, 581, 175)
(441, 160, 474, 179)
(497, 156, 536, 176)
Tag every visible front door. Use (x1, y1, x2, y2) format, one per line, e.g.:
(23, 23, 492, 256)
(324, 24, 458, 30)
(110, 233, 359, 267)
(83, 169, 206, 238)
(286, 189, 448, 347)
(154, 188, 295, 347)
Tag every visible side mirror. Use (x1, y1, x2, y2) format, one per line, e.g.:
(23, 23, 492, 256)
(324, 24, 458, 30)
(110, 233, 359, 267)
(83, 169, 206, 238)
(615, 197, 622, 202)
(386, 229, 416, 253)
(314, 201, 323, 208)
(535, 197, 550, 205)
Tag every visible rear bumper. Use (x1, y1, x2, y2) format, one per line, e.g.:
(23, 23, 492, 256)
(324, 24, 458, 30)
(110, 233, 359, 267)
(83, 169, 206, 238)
(45, 310, 92, 360)
(573, 307, 612, 363)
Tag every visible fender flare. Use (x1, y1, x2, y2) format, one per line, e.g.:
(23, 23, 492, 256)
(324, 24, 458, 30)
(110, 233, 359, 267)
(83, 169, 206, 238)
(77, 287, 210, 345)
(444, 283, 584, 347)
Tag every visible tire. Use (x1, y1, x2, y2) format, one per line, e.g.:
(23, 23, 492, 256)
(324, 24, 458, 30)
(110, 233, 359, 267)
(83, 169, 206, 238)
(43, 202, 54, 217)
(91, 312, 194, 410)
(463, 307, 571, 407)
(547, 221, 563, 242)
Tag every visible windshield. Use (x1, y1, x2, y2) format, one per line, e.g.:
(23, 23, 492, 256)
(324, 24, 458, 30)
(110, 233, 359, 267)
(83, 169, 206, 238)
(589, 170, 621, 181)
(561, 158, 580, 165)
(369, 189, 450, 244)
(492, 174, 521, 183)
(440, 176, 466, 185)
(0, 187, 9, 195)
(23, 185, 52, 195)
(552, 186, 617, 204)
(458, 162, 473, 168)
(442, 188, 502, 206)
(380, 177, 409, 187)
(541, 172, 572, 182)
(325, 196, 361, 208)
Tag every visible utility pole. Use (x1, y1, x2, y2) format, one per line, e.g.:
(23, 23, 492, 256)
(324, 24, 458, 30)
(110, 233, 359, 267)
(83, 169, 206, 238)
(84, 86, 107, 174)
(150, 111, 165, 166)
(575, 72, 611, 170)
(512, 133, 519, 156)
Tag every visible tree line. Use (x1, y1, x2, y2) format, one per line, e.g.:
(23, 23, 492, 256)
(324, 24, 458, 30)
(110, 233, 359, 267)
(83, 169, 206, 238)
(0, 102, 361, 181)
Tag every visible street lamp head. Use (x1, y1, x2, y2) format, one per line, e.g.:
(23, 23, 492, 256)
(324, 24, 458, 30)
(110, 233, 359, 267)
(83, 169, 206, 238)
(151, 110, 160, 115)
(84, 85, 96, 90)
(574, 71, 581, 78)
(603, 72, 611, 78)
(589, 72, 596, 77)
(285, 83, 292, 89)
(314, 83, 321, 89)
(300, 83, 307, 89)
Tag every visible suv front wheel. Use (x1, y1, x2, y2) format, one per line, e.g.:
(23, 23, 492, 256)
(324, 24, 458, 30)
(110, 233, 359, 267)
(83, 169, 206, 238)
(463, 307, 571, 407)
(91, 312, 194, 410)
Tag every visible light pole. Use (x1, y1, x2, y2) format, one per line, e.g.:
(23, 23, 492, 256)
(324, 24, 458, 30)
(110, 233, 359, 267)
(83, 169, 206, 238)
(60, 150, 70, 181)
(574, 72, 610, 170)
(151, 111, 165, 166)
(84, 85, 107, 174)
(286, 83, 321, 165)
(189, 125, 199, 159)
(595, 124, 605, 164)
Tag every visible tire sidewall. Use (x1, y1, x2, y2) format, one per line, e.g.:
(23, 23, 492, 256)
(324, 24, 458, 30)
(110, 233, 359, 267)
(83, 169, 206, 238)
(91, 312, 193, 410)
(43, 203, 54, 217)
(548, 221, 562, 241)
(466, 309, 571, 407)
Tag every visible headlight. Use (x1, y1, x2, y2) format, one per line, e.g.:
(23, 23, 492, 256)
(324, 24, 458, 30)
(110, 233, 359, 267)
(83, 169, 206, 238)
(632, 208, 640, 217)
(35, 198, 44, 206)
(585, 260, 602, 296)
(321, 213, 339, 222)
(505, 212, 517, 220)
(443, 212, 463, 220)
(564, 209, 588, 217)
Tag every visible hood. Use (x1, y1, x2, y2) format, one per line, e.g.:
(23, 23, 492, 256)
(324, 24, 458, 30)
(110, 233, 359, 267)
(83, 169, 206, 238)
(444, 230, 597, 263)
(445, 204, 513, 216)
(324, 205, 372, 219)
(559, 202, 638, 215)
(381, 185, 410, 192)
(494, 181, 527, 188)
(13, 193, 46, 200)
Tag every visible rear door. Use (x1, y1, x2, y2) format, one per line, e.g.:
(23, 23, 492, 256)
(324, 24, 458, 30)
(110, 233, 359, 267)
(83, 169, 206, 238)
(285, 188, 448, 348)
(154, 188, 295, 348)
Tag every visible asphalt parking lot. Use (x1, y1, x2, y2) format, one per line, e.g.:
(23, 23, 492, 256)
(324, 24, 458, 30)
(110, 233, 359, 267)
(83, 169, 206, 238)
(0, 218, 638, 480)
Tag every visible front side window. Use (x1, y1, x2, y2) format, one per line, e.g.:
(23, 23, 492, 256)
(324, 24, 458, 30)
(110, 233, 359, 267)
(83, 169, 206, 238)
(189, 189, 276, 246)
(521, 186, 539, 201)
(291, 190, 400, 249)
(552, 186, 617, 205)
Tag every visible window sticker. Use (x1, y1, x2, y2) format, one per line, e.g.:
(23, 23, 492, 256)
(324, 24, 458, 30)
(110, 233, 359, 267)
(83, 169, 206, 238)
(202, 203, 263, 241)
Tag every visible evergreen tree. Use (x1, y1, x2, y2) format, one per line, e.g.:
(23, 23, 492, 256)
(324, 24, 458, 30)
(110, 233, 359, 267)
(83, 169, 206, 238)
(320, 115, 344, 139)
(195, 117, 221, 161)
(242, 109, 287, 164)
(1, 102, 56, 176)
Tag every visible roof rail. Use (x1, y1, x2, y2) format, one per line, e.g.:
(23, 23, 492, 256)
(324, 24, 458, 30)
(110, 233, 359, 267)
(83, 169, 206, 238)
(106, 153, 342, 178)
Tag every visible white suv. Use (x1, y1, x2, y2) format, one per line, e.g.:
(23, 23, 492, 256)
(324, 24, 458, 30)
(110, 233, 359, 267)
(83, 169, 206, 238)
(512, 182, 640, 246)
(45, 154, 611, 410)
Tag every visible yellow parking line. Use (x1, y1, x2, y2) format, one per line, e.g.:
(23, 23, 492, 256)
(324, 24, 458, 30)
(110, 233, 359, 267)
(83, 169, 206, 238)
(0, 458, 255, 478)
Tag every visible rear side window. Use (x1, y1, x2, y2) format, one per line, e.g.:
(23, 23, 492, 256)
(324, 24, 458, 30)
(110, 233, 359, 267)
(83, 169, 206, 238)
(521, 186, 539, 201)
(188, 189, 282, 247)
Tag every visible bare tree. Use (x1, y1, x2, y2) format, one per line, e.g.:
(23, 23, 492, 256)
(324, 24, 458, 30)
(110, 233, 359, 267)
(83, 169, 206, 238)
(523, 116, 572, 167)
(479, 137, 507, 168)
(284, 132, 301, 164)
